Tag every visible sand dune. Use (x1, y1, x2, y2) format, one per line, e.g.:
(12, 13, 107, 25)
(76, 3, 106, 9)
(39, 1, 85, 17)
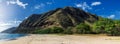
(1, 34, 120, 44)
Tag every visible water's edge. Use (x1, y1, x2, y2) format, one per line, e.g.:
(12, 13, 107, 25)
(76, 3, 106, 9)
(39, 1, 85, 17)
(0, 33, 27, 41)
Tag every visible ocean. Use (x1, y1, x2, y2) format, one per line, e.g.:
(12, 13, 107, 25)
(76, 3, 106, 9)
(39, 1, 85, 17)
(0, 33, 26, 41)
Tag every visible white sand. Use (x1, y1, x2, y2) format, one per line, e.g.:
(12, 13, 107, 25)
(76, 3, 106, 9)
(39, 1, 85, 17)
(1, 34, 120, 44)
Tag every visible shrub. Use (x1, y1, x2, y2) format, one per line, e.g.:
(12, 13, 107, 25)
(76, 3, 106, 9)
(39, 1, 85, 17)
(106, 28, 120, 36)
(51, 27, 64, 33)
(92, 18, 120, 36)
(34, 27, 64, 34)
(63, 27, 73, 34)
(34, 28, 52, 34)
(75, 23, 91, 34)
(92, 21, 105, 34)
(105, 25, 120, 36)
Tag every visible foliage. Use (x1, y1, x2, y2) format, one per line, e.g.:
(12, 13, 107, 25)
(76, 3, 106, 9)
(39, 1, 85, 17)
(63, 27, 73, 34)
(51, 27, 64, 33)
(106, 27, 120, 36)
(33, 27, 64, 34)
(33, 28, 52, 34)
(105, 20, 120, 36)
(93, 18, 120, 36)
(75, 23, 91, 34)
(92, 21, 105, 33)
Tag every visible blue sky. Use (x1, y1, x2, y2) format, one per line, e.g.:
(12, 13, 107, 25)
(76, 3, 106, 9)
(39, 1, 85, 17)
(0, 0, 120, 31)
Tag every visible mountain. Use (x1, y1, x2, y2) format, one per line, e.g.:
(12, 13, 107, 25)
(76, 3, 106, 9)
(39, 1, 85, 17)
(1, 27, 17, 33)
(12, 6, 99, 33)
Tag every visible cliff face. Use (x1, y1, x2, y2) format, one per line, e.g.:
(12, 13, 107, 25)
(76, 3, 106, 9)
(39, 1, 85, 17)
(13, 7, 99, 33)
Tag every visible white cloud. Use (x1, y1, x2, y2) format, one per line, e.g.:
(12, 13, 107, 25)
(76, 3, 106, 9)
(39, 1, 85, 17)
(0, 23, 13, 32)
(76, 4, 82, 7)
(34, 3, 45, 9)
(108, 15, 115, 19)
(34, 2, 52, 9)
(25, 17, 28, 19)
(75, 2, 92, 11)
(91, 2, 101, 6)
(46, 2, 52, 4)
(7, 0, 28, 9)
(12, 20, 22, 24)
(7, 0, 16, 4)
(34, 5, 41, 9)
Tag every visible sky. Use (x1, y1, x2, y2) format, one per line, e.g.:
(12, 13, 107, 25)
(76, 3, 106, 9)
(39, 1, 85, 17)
(0, 0, 120, 32)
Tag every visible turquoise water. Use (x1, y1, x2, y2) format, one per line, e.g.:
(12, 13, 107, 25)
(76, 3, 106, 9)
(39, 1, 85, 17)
(0, 33, 26, 41)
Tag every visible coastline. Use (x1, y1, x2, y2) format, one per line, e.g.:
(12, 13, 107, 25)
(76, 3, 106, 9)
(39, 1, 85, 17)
(1, 34, 120, 44)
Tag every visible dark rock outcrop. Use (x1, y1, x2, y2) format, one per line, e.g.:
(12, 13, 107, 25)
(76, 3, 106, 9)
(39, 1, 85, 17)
(13, 6, 99, 33)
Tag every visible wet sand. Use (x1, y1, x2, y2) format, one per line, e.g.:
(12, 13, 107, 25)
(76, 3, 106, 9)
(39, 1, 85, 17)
(1, 34, 120, 44)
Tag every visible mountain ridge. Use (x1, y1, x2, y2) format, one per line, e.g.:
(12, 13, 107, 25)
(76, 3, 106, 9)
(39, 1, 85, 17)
(1, 27, 17, 33)
(12, 6, 99, 33)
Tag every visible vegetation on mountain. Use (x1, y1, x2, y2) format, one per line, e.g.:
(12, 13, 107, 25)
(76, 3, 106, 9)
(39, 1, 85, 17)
(63, 27, 73, 34)
(92, 17, 120, 36)
(75, 23, 92, 34)
(33, 27, 64, 34)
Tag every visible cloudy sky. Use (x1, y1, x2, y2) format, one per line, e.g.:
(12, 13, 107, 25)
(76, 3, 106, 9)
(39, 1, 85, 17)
(0, 0, 120, 31)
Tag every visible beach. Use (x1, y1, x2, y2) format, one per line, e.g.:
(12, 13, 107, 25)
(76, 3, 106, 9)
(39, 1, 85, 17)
(1, 34, 120, 44)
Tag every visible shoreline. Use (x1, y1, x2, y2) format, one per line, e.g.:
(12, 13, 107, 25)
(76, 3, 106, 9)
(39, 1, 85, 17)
(1, 34, 120, 44)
